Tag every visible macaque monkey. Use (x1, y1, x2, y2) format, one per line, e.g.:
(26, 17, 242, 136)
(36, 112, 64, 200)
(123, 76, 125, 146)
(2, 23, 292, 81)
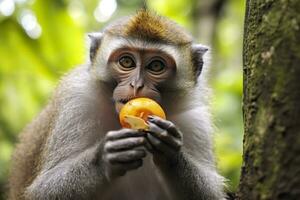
(8, 10, 225, 200)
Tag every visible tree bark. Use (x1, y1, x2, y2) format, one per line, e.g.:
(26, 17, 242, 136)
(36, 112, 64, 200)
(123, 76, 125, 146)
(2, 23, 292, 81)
(238, 0, 300, 199)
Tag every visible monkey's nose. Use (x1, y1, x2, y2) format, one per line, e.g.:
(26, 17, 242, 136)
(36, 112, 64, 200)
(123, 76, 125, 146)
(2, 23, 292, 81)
(130, 80, 144, 96)
(130, 82, 144, 89)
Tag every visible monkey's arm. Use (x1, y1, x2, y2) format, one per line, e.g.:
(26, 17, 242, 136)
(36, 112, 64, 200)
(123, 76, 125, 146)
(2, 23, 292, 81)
(157, 151, 225, 200)
(25, 128, 147, 200)
(25, 143, 108, 199)
(146, 116, 225, 200)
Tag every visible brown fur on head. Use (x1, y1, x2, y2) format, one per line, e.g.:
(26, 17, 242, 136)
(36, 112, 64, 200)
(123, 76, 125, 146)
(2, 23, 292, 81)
(90, 10, 208, 93)
(105, 10, 193, 45)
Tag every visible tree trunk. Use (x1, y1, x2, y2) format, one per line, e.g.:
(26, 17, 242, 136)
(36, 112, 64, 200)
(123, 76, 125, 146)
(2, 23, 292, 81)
(238, 0, 300, 199)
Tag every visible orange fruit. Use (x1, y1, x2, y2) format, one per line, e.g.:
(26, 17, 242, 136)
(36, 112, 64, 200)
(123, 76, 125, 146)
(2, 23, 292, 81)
(119, 97, 166, 129)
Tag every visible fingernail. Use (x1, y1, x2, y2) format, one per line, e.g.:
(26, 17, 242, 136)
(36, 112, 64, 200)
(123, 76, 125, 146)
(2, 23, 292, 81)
(148, 116, 154, 121)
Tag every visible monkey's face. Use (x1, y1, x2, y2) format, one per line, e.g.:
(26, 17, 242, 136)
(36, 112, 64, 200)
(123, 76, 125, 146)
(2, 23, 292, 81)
(107, 47, 176, 113)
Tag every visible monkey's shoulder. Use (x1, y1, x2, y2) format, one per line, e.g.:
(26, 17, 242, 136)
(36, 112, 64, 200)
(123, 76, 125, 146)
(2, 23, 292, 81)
(17, 64, 94, 141)
(56, 64, 92, 93)
(50, 64, 103, 105)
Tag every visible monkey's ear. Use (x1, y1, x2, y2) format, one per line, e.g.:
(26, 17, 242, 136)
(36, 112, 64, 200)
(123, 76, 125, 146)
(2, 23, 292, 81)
(88, 32, 103, 62)
(191, 44, 209, 78)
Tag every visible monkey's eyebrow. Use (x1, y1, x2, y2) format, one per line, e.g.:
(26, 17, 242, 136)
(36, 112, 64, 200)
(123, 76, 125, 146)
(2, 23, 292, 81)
(112, 45, 171, 56)
(112, 45, 137, 52)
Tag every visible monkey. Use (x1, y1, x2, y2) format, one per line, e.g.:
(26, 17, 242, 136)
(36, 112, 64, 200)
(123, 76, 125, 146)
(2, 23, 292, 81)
(8, 10, 225, 200)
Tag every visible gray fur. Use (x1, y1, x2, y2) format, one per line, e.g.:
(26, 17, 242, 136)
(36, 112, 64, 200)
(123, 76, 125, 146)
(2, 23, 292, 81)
(9, 37, 225, 200)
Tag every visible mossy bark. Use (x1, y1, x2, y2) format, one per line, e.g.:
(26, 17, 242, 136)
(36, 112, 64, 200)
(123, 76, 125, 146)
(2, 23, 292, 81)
(238, 0, 300, 199)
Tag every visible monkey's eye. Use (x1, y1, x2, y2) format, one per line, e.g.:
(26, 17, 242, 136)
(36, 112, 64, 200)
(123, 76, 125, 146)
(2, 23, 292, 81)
(147, 60, 166, 74)
(119, 56, 135, 69)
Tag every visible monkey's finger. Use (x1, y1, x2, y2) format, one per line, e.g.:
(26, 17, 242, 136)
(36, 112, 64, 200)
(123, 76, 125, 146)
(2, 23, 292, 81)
(148, 116, 182, 139)
(147, 133, 176, 157)
(147, 122, 182, 150)
(144, 137, 155, 153)
(106, 129, 145, 141)
(105, 137, 146, 152)
(107, 149, 146, 163)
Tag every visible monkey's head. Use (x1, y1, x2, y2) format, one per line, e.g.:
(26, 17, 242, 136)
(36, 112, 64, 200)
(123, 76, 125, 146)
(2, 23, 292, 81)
(88, 10, 208, 113)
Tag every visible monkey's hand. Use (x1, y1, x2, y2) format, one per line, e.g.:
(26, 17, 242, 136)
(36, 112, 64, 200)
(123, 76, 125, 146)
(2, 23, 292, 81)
(101, 129, 147, 182)
(145, 116, 183, 166)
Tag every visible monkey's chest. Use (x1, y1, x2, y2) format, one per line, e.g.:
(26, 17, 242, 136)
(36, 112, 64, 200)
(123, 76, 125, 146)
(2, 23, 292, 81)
(102, 156, 172, 200)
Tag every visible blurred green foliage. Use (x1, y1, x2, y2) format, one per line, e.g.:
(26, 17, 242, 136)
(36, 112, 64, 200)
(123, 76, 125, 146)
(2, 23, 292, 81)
(0, 0, 244, 197)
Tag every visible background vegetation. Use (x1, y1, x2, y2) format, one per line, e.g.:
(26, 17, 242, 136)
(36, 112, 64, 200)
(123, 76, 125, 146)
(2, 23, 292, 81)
(0, 0, 244, 197)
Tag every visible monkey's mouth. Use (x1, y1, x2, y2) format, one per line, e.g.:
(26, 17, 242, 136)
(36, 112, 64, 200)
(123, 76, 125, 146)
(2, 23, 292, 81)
(118, 98, 130, 104)
(115, 98, 132, 113)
